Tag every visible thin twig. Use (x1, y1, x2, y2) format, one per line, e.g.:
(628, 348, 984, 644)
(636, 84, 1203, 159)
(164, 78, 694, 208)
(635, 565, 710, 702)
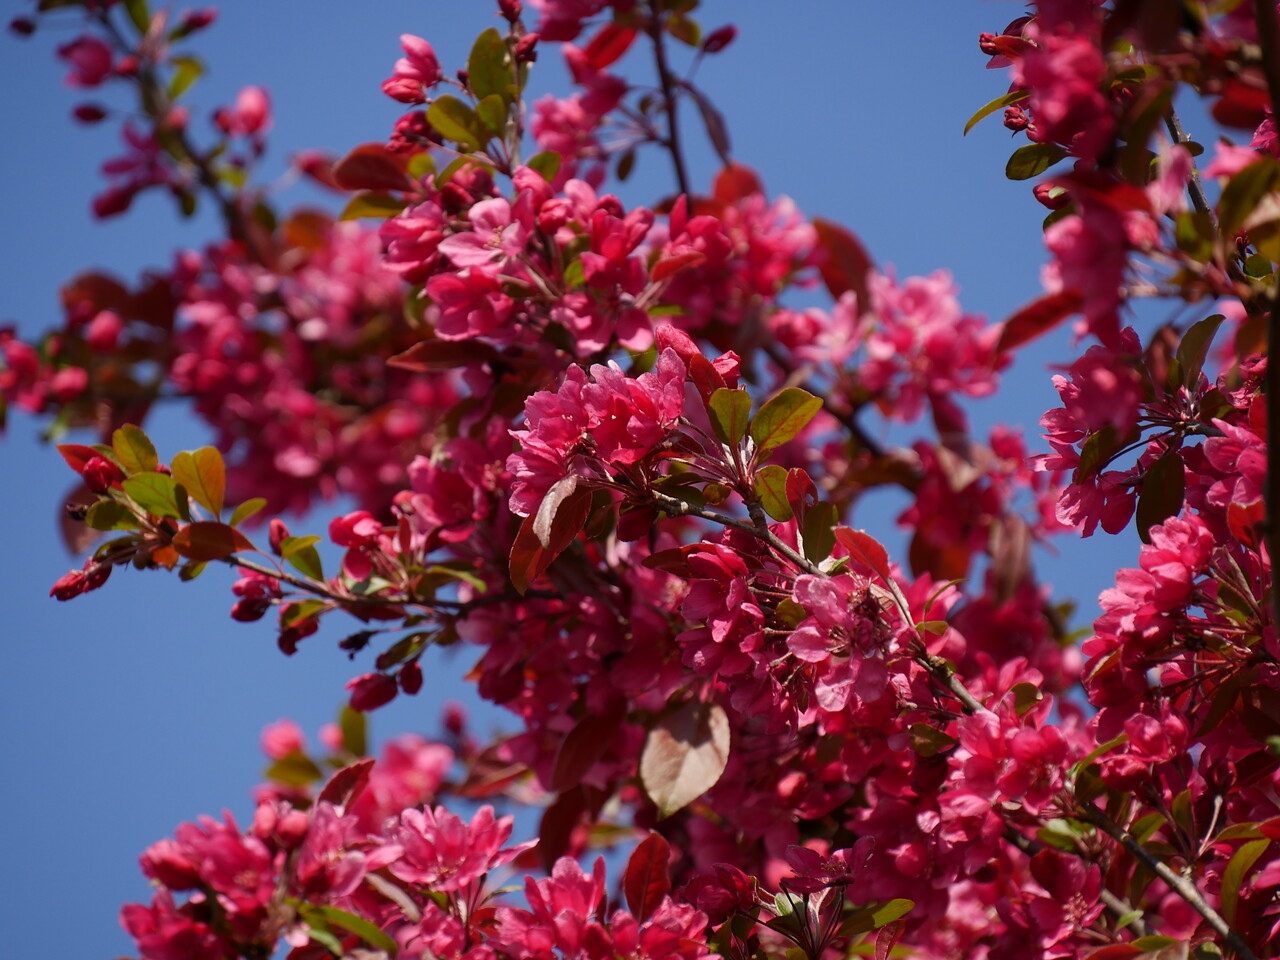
(1078, 805, 1257, 960)
(1003, 827, 1151, 937)
(1163, 109, 1214, 220)
(646, 4, 692, 199)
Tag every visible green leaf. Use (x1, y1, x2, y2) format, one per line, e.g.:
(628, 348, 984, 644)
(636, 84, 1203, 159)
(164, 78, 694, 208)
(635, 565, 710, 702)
(527, 151, 562, 183)
(265, 751, 324, 786)
(280, 534, 322, 558)
(339, 704, 367, 757)
(1171, 314, 1225, 390)
(754, 464, 792, 521)
(1136, 450, 1185, 543)
(229, 497, 268, 526)
(407, 151, 435, 180)
(170, 446, 225, 517)
(476, 94, 508, 135)
(178, 561, 207, 581)
(963, 89, 1028, 135)
(1131, 936, 1181, 951)
(1075, 424, 1120, 481)
(1005, 142, 1068, 181)
(433, 155, 470, 189)
(112, 424, 158, 475)
(168, 55, 203, 100)
(123, 0, 150, 33)
(122, 472, 187, 520)
(468, 27, 513, 103)
(314, 905, 399, 955)
(869, 899, 914, 928)
(909, 723, 956, 758)
(801, 500, 837, 563)
(340, 191, 410, 221)
(749, 388, 822, 455)
(1221, 837, 1270, 925)
(1114, 909, 1145, 931)
(427, 95, 488, 151)
(85, 499, 136, 531)
(1220, 157, 1280, 230)
(286, 543, 324, 581)
(708, 387, 751, 445)
(302, 923, 344, 956)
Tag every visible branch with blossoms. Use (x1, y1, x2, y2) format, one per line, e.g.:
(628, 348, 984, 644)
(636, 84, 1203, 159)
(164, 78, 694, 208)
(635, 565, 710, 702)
(15, 1, 1280, 959)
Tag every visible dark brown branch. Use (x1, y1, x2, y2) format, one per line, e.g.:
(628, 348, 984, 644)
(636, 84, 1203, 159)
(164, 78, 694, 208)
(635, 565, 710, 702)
(646, 5, 692, 199)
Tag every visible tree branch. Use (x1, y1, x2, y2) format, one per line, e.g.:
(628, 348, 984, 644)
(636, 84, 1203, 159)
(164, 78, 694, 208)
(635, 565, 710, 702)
(1077, 805, 1258, 960)
(646, 5, 692, 199)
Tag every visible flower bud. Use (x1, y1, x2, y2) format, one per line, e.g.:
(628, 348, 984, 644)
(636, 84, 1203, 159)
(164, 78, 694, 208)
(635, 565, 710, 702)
(498, 0, 523, 23)
(1003, 105, 1028, 132)
(513, 33, 539, 64)
(399, 660, 423, 695)
(346, 672, 399, 712)
(978, 32, 999, 56)
(1033, 182, 1068, 210)
(269, 517, 290, 555)
(73, 103, 108, 124)
(9, 17, 35, 37)
(702, 25, 737, 54)
(82, 455, 125, 493)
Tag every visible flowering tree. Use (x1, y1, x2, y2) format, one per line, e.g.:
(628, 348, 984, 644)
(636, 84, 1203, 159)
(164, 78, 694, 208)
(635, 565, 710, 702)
(6, 1, 1280, 958)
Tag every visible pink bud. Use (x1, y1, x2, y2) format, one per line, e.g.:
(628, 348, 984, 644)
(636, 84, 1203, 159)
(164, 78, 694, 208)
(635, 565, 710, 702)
(702, 25, 736, 54)
(319, 722, 344, 753)
(82, 455, 125, 493)
(9, 16, 35, 37)
(86, 309, 123, 350)
(1003, 105, 1028, 132)
(177, 8, 217, 34)
(346, 672, 399, 712)
(443, 701, 467, 735)
(498, 0, 523, 22)
(277, 809, 310, 848)
(50, 569, 89, 601)
(978, 32, 999, 56)
(57, 35, 113, 87)
(269, 517, 290, 555)
(261, 719, 305, 760)
(72, 103, 108, 124)
(513, 33, 539, 64)
(399, 661, 423, 695)
(50, 365, 88, 402)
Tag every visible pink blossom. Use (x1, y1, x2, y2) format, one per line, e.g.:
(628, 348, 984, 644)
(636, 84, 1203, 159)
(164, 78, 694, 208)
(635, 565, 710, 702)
(259, 719, 304, 760)
(382, 34, 443, 103)
(214, 86, 272, 137)
(506, 348, 686, 516)
(1013, 30, 1113, 161)
(57, 35, 113, 87)
(384, 804, 533, 891)
(438, 196, 534, 274)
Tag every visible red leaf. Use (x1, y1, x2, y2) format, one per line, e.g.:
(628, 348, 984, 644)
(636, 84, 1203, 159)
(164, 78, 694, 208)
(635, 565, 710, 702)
(833, 527, 892, 582)
(1085, 947, 1143, 960)
(812, 217, 874, 312)
(332, 143, 412, 193)
(551, 703, 624, 790)
(652, 251, 706, 282)
(874, 920, 905, 960)
(538, 785, 586, 872)
(585, 24, 637, 69)
(624, 833, 672, 921)
(509, 487, 592, 593)
(785, 467, 818, 521)
(318, 758, 375, 808)
(57, 443, 102, 475)
(996, 289, 1081, 353)
(171, 521, 254, 561)
(713, 162, 763, 204)
(687, 352, 726, 405)
(388, 338, 499, 372)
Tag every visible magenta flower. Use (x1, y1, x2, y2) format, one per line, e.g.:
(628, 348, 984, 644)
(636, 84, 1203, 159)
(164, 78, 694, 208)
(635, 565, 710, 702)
(57, 35, 113, 87)
(382, 34, 443, 103)
(384, 804, 534, 891)
(507, 348, 686, 517)
(438, 197, 534, 275)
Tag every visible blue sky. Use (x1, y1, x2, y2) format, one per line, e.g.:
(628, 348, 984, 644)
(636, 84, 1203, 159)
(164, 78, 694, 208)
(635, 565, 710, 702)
(0, 3, 1145, 957)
